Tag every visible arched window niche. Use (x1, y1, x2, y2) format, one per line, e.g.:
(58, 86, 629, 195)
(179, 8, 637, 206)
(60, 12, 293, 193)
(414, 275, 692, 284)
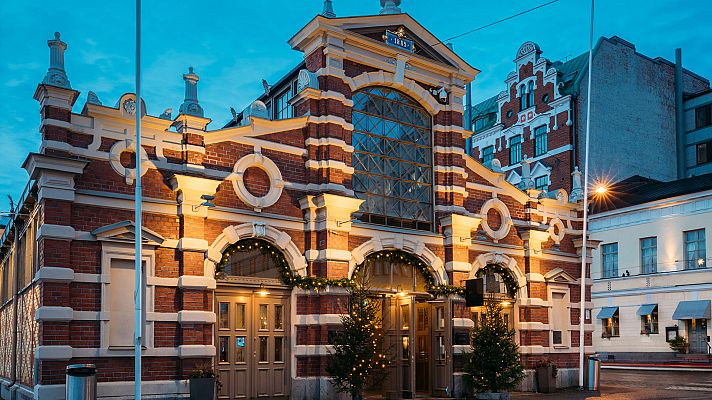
(475, 263, 519, 300)
(352, 250, 435, 295)
(216, 238, 290, 283)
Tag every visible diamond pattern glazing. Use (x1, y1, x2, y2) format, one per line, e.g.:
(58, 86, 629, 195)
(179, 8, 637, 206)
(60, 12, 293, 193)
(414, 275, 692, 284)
(352, 87, 433, 230)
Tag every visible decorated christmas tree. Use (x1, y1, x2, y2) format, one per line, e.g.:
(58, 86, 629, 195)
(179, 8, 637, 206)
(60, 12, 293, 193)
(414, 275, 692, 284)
(326, 281, 390, 400)
(463, 300, 525, 395)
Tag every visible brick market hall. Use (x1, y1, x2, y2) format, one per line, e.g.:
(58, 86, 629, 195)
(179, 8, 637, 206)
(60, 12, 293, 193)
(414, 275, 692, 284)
(0, 1, 593, 399)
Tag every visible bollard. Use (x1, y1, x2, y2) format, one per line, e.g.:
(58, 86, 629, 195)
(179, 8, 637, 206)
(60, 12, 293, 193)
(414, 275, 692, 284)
(66, 364, 97, 400)
(586, 355, 601, 391)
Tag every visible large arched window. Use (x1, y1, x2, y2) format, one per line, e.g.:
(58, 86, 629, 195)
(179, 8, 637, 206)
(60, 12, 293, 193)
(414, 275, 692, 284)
(353, 251, 429, 293)
(217, 239, 283, 280)
(351, 87, 433, 231)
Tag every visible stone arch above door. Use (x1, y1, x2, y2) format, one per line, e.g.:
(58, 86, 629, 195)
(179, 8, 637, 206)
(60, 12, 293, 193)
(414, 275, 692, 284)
(468, 252, 528, 300)
(345, 71, 444, 115)
(349, 236, 447, 286)
(205, 222, 307, 279)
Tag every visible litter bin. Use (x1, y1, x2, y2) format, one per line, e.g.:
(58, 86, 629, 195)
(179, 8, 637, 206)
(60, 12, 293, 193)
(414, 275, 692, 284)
(66, 364, 97, 400)
(586, 355, 601, 391)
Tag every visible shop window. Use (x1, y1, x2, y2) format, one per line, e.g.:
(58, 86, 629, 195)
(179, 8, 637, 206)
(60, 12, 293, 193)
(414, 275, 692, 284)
(534, 125, 548, 156)
(602, 309, 620, 338)
(640, 237, 657, 274)
(641, 306, 659, 335)
(695, 104, 712, 129)
(509, 135, 522, 164)
(482, 145, 494, 164)
(684, 229, 706, 269)
(352, 86, 433, 231)
(602, 243, 619, 278)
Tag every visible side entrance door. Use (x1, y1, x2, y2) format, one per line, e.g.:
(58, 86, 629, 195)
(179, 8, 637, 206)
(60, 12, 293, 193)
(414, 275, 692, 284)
(216, 289, 290, 399)
(688, 319, 708, 354)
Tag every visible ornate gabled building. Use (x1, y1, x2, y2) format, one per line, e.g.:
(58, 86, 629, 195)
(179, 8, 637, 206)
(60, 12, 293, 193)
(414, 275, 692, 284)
(0, 3, 591, 399)
(468, 37, 710, 197)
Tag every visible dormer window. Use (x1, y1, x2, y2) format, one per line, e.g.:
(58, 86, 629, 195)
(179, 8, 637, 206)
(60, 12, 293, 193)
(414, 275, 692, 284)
(527, 81, 535, 108)
(519, 84, 527, 110)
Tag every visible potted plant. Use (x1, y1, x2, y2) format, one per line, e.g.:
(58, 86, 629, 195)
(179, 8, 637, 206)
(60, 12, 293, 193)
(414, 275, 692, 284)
(463, 301, 524, 400)
(669, 336, 689, 354)
(189, 363, 219, 400)
(534, 359, 558, 393)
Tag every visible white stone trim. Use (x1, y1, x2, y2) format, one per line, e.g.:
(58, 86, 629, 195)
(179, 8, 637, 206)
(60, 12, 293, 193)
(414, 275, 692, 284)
(547, 217, 566, 244)
(108, 138, 153, 185)
(232, 149, 284, 212)
(35, 306, 74, 321)
(445, 261, 472, 273)
(305, 159, 354, 174)
(177, 237, 209, 251)
(433, 145, 466, 155)
(480, 198, 514, 240)
(304, 249, 353, 262)
(304, 137, 354, 153)
(293, 344, 334, 356)
(434, 185, 468, 197)
(177, 276, 216, 289)
(345, 71, 444, 115)
(306, 115, 354, 131)
(35, 266, 74, 282)
(434, 165, 468, 178)
(178, 310, 216, 324)
(35, 345, 73, 360)
(36, 223, 76, 240)
(453, 317, 474, 328)
(178, 344, 216, 358)
(294, 314, 343, 325)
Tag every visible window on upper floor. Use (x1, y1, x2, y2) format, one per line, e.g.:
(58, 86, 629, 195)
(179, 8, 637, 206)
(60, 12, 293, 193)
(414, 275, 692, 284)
(697, 141, 712, 165)
(696, 104, 712, 129)
(16, 213, 39, 291)
(641, 305, 659, 335)
(534, 125, 548, 156)
(0, 257, 10, 304)
(527, 81, 535, 109)
(352, 86, 433, 231)
(602, 309, 620, 338)
(482, 146, 494, 165)
(684, 229, 706, 269)
(602, 242, 618, 279)
(274, 89, 292, 120)
(534, 175, 549, 192)
(640, 237, 657, 274)
(519, 84, 527, 110)
(509, 135, 522, 165)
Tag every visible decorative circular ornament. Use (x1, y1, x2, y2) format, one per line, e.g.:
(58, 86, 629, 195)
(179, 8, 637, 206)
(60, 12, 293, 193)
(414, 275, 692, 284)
(108, 139, 152, 185)
(232, 151, 284, 212)
(548, 217, 566, 244)
(480, 198, 513, 240)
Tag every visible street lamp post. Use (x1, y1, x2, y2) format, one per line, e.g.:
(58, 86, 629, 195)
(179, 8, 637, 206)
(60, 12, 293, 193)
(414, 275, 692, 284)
(579, 0, 595, 390)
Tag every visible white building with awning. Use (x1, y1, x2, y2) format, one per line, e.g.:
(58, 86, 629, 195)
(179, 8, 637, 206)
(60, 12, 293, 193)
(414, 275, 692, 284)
(590, 174, 712, 360)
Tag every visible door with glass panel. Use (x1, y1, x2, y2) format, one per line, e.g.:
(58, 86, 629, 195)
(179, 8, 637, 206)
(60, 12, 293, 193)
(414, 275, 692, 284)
(430, 299, 451, 397)
(688, 319, 708, 354)
(216, 291, 290, 399)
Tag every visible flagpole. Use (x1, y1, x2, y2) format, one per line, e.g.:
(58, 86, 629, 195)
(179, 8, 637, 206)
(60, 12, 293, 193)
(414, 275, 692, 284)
(134, 0, 143, 398)
(578, 0, 594, 389)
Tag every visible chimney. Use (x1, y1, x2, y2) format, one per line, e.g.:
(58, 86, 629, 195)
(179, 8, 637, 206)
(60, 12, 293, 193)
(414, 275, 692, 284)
(380, 0, 401, 14)
(322, 0, 335, 18)
(675, 48, 685, 179)
(178, 67, 204, 117)
(42, 32, 71, 89)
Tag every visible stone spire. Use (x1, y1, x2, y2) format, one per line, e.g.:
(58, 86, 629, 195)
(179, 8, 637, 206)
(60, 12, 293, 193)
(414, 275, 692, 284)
(380, 0, 401, 14)
(178, 67, 204, 117)
(42, 32, 71, 89)
(322, 0, 335, 18)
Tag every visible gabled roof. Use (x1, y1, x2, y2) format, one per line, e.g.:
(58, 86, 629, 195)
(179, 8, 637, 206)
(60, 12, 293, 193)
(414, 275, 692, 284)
(592, 173, 712, 213)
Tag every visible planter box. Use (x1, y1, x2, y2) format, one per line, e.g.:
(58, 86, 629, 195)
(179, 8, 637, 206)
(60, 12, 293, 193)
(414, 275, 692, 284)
(536, 366, 555, 393)
(189, 377, 215, 400)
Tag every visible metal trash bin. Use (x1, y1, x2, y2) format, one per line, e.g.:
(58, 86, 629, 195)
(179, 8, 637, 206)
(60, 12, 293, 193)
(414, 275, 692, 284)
(66, 364, 97, 400)
(586, 355, 601, 391)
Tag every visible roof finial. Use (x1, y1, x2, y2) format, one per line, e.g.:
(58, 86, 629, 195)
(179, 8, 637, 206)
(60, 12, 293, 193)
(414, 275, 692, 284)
(42, 31, 71, 89)
(380, 0, 401, 14)
(179, 66, 204, 117)
(322, 0, 335, 18)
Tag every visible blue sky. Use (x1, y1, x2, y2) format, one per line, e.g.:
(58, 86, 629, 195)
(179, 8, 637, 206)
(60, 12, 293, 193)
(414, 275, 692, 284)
(0, 0, 708, 211)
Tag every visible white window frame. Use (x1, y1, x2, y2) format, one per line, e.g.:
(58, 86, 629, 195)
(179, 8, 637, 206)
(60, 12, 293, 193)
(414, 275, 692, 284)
(100, 243, 156, 351)
(547, 285, 571, 349)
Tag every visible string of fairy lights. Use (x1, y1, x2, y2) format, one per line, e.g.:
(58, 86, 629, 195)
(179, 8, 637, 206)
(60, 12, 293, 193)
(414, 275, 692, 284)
(214, 239, 519, 297)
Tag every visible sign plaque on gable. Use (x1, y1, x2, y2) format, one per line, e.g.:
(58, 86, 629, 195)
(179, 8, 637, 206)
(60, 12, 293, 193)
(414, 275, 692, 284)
(383, 27, 415, 53)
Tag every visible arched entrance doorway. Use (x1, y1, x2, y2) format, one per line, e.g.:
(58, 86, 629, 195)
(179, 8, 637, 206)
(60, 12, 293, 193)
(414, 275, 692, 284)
(215, 238, 292, 400)
(353, 250, 451, 399)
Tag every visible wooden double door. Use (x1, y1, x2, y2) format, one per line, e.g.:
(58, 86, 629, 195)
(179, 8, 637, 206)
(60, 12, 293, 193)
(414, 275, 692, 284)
(216, 288, 290, 399)
(688, 319, 708, 354)
(375, 296, 452, 398)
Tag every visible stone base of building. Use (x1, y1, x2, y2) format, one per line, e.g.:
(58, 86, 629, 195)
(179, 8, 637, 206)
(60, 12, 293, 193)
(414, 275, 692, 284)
(597, 352, 677, 362)
(291, 377, 349, 400)
(25, 380, 188, 400)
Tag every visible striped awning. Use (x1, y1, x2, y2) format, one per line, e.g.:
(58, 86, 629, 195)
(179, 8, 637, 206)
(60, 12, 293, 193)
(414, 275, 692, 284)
(636, 304, 657, 316)
(672, 300, 711, 320)
(596, 306, 618, 319)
